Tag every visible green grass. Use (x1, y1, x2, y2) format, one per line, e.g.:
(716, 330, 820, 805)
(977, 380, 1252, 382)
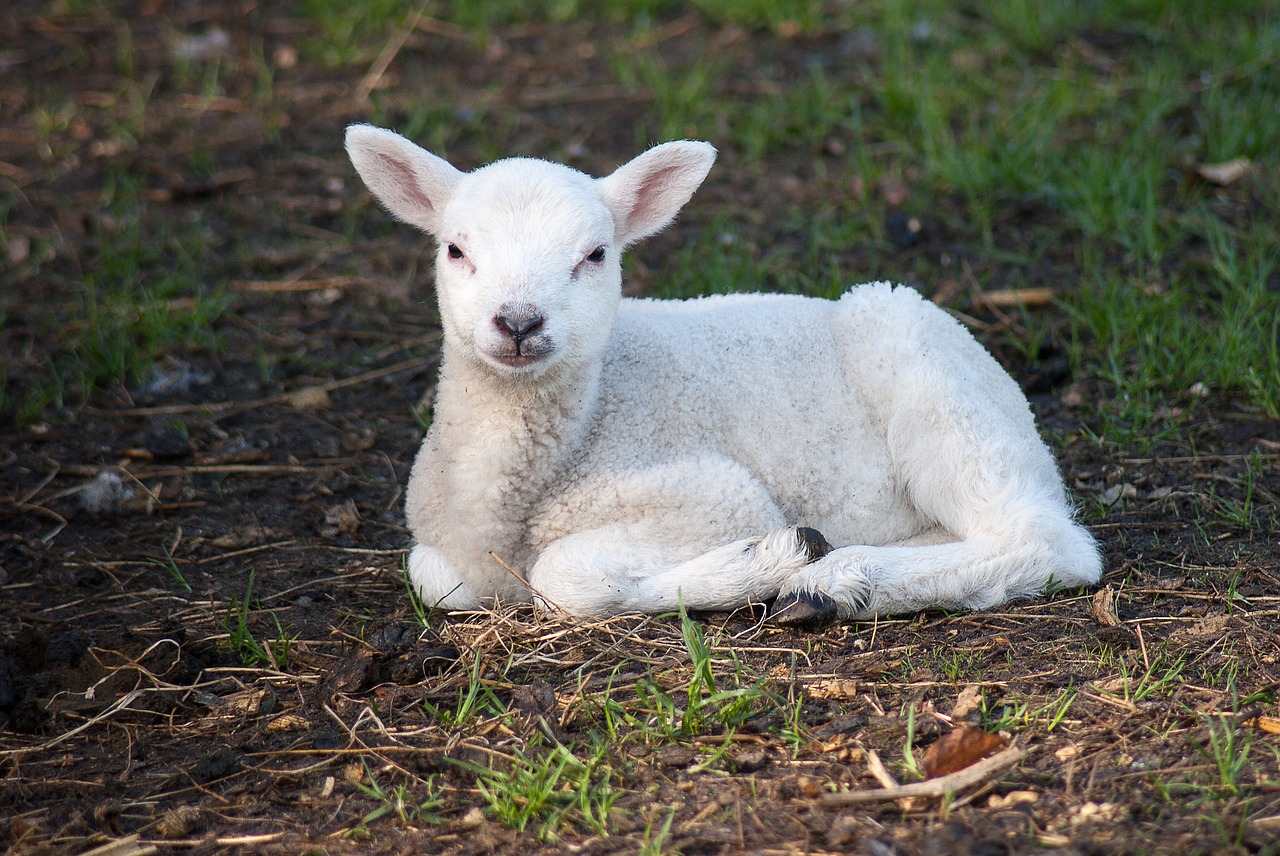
(351, 763, 445, 829)
(624, 0, 1277, 445)
(215, 569, 296, 669)
(11, 0, 1278, 439)
(461, 736, 619, 840)
(6, 168, 227, 422)
(422, 651, 508, 725)
(433, 609, 805, 839)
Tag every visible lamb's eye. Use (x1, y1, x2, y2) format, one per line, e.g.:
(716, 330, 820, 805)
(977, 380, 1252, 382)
(446, 243, 465, 260)
(586, 246, 606, 263)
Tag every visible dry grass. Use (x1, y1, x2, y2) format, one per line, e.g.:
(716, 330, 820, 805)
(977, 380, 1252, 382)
(2, 2, 1279, 853)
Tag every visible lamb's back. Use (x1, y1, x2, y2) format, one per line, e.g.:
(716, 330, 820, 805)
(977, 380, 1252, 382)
(583, 289, 914, 540)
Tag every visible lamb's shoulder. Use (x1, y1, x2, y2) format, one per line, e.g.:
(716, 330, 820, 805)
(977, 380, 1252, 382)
(607, 291, 843, 383)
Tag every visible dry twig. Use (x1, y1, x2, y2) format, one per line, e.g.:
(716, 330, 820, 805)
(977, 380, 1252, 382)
(820, 744, 1026, 806)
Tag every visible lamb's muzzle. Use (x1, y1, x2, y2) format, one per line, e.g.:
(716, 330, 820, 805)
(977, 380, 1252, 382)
(494, 308, 545, 343)
(491, 305, 547, 365)
(343, 124, 1103, 620)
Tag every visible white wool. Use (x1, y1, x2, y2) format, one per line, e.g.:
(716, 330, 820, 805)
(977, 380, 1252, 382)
(345, 125, 1103, 618)
(79, 471, 134, 515)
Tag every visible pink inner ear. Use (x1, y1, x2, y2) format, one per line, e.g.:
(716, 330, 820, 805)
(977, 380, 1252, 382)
(377, 152, 435, 214)
(624, 165, 683, 229)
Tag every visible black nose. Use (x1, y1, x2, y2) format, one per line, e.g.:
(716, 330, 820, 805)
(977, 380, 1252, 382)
(494, 310, 544, 343)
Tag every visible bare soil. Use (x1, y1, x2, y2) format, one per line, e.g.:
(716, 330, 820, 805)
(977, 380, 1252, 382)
(2, 5, 1279, 855)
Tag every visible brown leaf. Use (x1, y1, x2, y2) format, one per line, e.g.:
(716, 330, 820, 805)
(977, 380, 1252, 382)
(1091, 586, 1123, 627)
(922, 726, 1009, 779)
(951, 684, 983, 720)
(211, 524, 280, 550)
(1246, 715, 1280, 735)
(1169, 614, 1231, 646)
(320, 500, 361, 537)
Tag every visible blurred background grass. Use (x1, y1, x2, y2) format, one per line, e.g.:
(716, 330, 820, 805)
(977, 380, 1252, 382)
(2, 0, 1277, 446)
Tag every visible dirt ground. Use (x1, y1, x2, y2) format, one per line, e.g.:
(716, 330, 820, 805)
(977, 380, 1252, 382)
(2, 4, 1279, 855)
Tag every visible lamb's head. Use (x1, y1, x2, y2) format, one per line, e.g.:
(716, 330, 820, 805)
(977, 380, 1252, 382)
(345, 126, 716, 383)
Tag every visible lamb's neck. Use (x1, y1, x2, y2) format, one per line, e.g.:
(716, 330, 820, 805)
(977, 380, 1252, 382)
(427, 351, 599, 577)
(433, 349, 601, 528)
(436, 351, 600, 449)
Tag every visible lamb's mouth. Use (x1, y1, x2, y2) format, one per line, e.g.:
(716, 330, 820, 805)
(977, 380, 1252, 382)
(493, 353, 545, 368)
(489, 342, 554, 369)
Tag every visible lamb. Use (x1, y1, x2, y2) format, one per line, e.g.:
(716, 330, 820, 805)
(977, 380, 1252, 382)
(344, 125, 1103, 622)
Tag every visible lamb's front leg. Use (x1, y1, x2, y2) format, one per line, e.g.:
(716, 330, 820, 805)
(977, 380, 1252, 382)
(407, 543, 490, 609)
(528, 525, 821, 616)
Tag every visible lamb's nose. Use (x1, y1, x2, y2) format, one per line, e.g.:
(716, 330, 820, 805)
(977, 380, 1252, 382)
(495, 311, 544, 342)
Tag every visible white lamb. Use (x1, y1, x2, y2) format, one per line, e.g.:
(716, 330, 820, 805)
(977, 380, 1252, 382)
(345, 125, 1103, 622)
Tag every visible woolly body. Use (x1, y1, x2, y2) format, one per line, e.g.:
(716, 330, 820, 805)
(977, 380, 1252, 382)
(345, 125, 1103, 618)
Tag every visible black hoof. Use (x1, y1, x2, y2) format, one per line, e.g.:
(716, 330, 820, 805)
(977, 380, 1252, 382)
(796, 527, 834, 562)
(771, 590, 839, 628)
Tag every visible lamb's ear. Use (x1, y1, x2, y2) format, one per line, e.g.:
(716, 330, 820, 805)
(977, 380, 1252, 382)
(345, 124, 464, 237)
(598, 140, 716, 247)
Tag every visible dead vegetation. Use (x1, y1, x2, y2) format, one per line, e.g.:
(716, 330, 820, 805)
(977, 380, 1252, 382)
(2, 2, 1279, 854)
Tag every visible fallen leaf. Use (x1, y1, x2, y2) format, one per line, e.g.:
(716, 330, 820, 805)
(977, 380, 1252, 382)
(1169, 614, 1231, 645)
(211, 525, 280, 550)
(267, 713, 309, 732)
(796, 775, 825, 798)
(951, 684, 983, 720)
(1091, 586, 1123, 628)
(807, 678, 860, 700)
(1091, 677, 1128, 694)
(922, 726, 1009, 779)
(156, 806, 205, 838)
(1245, 715, 1280, 735)
(320, 500, 361, 537)
(1196, 157, 1251, 186)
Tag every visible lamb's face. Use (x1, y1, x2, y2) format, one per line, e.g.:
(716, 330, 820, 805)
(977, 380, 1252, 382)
(346, 127, 714, 384)
(435, 160, 622, 381)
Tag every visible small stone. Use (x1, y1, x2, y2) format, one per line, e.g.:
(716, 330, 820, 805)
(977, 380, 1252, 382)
(287, 385, 332, 411)
(654, 745, 698, 768)
(7, 235, 30, 265)
(987, 790, 1039, 809)
(273, 45, 298, 69)
(458, 806, 485, 829)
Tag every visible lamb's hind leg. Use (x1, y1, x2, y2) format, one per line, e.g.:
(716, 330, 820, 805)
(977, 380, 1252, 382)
(782, 311, 1103, 618)
(784, 512, 1100, 619)
(782, 443, 1102, 620)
